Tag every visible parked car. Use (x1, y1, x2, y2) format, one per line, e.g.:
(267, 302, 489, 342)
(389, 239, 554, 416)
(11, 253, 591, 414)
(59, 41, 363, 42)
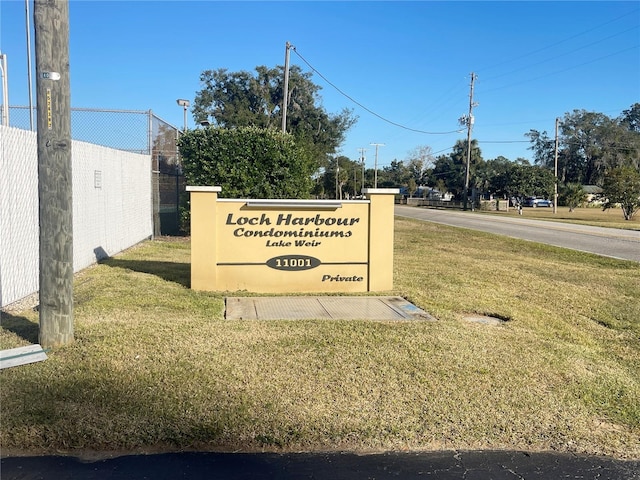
(523, 196, 553, 207)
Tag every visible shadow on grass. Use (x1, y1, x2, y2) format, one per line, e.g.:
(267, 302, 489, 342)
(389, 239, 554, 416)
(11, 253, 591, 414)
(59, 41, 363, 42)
(0, 312, 39, 344)
(98, 258, 191, 288)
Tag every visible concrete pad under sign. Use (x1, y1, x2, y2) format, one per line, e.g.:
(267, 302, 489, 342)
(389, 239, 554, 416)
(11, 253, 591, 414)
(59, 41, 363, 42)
(225, 296, 435, 321)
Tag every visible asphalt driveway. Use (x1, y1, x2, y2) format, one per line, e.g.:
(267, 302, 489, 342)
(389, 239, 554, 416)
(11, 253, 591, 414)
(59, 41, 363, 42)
(2, 450, 639, 480)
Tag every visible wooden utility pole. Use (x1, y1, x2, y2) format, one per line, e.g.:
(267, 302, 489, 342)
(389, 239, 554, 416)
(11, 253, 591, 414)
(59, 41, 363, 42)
(358, 148, 366, 191)
(281, 41, 292, 133)
(34, 0, 74, 347)
(554, 117, 559, 215)
(370, 143, 384, 188)
(463, 72, 477, 211)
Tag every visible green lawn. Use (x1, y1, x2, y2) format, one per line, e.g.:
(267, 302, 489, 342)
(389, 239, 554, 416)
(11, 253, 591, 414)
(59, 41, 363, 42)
(1, 218, 638, 458)
(479, 204, 640, 230)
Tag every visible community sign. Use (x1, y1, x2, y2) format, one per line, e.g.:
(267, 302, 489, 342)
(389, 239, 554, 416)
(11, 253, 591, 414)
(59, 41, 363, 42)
(187, 186, 398, 293)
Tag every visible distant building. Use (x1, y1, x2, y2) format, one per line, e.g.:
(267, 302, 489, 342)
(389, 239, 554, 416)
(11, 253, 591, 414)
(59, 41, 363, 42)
(583, 185, 604, 204)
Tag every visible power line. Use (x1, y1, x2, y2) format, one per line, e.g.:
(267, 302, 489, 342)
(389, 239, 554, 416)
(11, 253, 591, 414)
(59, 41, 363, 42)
(482, 26, 639, 83)
(480, 8, 639, 74)
(478, 45, 639, 96)
(291, 47, 462, 136)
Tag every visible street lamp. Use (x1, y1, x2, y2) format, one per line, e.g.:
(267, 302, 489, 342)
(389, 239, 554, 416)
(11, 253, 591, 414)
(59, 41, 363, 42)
(176, 98, 190, 131)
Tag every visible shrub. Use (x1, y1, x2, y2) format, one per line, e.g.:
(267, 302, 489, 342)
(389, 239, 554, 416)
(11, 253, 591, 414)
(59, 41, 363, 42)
(178, 126, 314, 199)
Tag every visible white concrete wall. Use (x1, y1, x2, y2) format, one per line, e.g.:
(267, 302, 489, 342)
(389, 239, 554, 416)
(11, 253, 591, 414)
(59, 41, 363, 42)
(0, 125, 152, 307)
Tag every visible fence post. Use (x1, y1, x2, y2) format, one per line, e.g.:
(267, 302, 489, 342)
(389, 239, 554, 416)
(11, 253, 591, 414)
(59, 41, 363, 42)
(149, 111, 160, 237)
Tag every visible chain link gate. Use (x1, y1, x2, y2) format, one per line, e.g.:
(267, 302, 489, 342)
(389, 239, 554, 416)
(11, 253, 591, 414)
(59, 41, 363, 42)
(8, 105, 185, 235)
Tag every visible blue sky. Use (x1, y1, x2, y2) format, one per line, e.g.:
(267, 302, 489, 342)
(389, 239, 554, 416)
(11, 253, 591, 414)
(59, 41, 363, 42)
(1, 1, 638, 170)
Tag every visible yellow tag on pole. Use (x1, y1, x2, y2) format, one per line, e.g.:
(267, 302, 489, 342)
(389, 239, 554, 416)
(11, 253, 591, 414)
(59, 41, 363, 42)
(46, 88, 52, 130)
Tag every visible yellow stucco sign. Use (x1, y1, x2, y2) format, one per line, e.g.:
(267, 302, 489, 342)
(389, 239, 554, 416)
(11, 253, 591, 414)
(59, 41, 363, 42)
(187, 186, 398, 293)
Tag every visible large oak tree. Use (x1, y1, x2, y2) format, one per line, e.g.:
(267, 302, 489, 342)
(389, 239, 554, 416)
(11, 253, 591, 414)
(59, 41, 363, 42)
(192, 66, 356, 169)
(526, 105, 640, 186)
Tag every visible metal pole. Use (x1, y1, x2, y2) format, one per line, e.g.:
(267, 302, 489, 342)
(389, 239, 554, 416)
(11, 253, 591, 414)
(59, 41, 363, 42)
(0, 53, 9, 125)
(25, 0, 35, 130)
(34, 0, 74, 347)
(147, 110, 161, 238)
(183, 105, 187, 131)
(281, 41, 291, 133)
(149, 110, 160, 238)
(554, 117, 559, 214)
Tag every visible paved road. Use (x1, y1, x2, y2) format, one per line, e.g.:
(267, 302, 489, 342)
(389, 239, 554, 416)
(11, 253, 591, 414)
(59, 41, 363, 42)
(395, 205, 640, 262)
(2, 451, 639, 479)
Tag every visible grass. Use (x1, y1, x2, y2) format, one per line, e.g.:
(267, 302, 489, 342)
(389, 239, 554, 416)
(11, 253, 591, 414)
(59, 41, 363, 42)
(478, 204, 640, 230)
(1, 219, 639, 459)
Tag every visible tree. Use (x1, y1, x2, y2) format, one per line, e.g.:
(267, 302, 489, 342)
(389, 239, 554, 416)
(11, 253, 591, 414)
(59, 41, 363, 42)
(407, 178, 417, 197)
(424, 140, 483, 200)
(455, 139, 483, 195)
(560, 183, 588, 212)
(405, 145, 435, 184)
(334, 156, 351, 199)
(482, 156, 514, 198)
(429, 154, 465, 199)
(527, 106, 640, 186)
(508, 163, 555, 200)
(381, 160, 410, 188)
(319, 155, 361, 199)
(620, 103, 640, 133)
(526, 129, 556, 172)
(601, 166, 640, 220)
(192, 66, 357, 169)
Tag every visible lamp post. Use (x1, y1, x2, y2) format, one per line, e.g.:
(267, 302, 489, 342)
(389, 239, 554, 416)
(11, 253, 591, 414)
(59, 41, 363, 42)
(176, 98, 189, 131)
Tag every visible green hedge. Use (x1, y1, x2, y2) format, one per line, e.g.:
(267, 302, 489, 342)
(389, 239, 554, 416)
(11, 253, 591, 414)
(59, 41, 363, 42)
(178, 126, 314, 199)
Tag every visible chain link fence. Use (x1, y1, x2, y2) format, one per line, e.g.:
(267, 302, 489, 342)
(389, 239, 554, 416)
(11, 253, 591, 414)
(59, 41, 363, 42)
(7, 106, 185, 235)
